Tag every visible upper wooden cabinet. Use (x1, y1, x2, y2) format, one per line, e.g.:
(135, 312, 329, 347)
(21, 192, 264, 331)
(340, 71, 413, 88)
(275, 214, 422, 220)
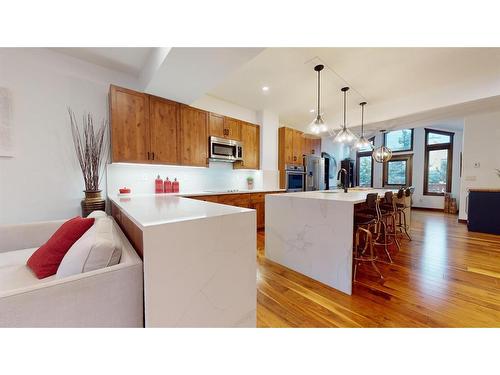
(303, 136, 322, 156)
(208, 112, 225, 138)
(149, 96, 179, 164)
(223, 117, 242, 140)
(234, 122, 260, 170)
(208, 113, 241, 140)
(279, 127, 304, 167)
(279, 127, 294, 165)
(179, 105, 209, 167)
(110, 85, 150, 163)
(311, 138, 321, 156)
(292, 129, 304, 163)
(109, 85, 260, 169)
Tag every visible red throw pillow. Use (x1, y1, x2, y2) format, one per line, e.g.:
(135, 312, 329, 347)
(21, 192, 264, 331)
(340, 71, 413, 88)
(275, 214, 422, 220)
(27, 216, 95, 279)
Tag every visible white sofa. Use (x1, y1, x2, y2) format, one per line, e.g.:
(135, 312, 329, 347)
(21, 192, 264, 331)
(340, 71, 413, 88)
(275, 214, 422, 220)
(0, 218, 143, 327)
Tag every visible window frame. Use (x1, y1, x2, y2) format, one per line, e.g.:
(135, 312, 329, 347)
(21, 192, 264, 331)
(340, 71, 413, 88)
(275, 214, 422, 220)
(383, 154, 413, 187)
(383, 128, 414, 153)
(423, 128, 454, 196)
(356, 136, 375, 187)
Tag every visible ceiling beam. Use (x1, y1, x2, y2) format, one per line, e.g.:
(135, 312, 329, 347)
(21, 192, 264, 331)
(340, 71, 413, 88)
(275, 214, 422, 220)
(139, 47, 264, 104)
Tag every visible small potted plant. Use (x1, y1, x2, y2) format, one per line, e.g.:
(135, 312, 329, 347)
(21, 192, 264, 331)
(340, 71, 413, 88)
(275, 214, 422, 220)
(247, 176, 254, 190)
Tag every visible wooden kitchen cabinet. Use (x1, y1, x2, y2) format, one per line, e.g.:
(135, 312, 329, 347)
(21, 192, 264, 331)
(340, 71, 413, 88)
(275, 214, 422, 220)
(235, 122, 260, 170)
(208, 112, 225, 138)
(110, 85, 260, 169)
(311, 138, 321, 155)
(303, 137, 312, 157)
(179, 105, 209, 167)
(302, 136, 322, 156)
(110, 85, 150, 163)
(224, 117, 242, 140)
(208, 113, 241, 140)
(149, 95, 179, 164)
(279, 127, 294, 166)
(292, 129, 304, 163)
(189, 191, 282, 230)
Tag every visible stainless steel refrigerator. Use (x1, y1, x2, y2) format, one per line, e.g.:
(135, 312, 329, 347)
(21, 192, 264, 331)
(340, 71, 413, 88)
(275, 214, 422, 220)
(304, 155, 326, 191)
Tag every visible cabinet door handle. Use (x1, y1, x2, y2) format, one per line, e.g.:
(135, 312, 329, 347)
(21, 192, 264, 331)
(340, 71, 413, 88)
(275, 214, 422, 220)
(147, 151, 150, 160)
(152, 152, 155, 160)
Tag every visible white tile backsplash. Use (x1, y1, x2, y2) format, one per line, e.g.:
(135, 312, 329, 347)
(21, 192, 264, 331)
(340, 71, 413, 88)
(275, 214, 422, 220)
(106, 162, 264, 196)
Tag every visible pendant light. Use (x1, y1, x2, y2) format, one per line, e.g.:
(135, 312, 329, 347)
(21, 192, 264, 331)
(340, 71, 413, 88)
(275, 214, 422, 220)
(308, 64, 328, 135)
(354, 101, 373, 150)
(372, 130, 393, 163)
(333, 87, 358, 144)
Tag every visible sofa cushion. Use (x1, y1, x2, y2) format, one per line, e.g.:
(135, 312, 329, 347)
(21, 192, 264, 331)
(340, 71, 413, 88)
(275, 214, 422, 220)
(26, 216, 95, 279)
(56, 217, 122, 278)
(87, 210, 107, 219)
(0, 248, 55, 293)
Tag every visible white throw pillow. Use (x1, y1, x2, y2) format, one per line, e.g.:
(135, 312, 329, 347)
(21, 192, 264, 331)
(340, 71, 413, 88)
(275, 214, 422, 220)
(56, 217, 122, 278)
(87, 210, 107, 219)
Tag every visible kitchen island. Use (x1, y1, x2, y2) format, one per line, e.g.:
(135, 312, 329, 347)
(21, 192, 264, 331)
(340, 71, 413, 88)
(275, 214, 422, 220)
(110, 194, 256, 327)
(265, 189, 406, 295)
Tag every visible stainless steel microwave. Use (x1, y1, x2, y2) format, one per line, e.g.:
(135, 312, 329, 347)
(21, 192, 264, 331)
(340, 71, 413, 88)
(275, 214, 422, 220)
(209, 136, 243, 162)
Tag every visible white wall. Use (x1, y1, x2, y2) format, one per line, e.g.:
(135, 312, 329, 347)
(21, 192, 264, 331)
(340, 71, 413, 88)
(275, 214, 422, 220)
(0, 49, 277, 225)
(350, 126, 463, 210)
(258, 110, 279, 190)
(459, 110, 500, 220)
(0, 48, 140, 225)
(191, 94, 258, 124)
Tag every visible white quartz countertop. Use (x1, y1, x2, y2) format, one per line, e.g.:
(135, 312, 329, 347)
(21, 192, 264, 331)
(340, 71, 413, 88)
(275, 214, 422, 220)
(268, 188, 395, 204)
(109, 194, 252, 228)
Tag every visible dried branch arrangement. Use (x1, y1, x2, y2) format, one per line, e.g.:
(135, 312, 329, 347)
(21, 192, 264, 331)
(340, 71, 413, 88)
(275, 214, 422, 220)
(68, 108, 109, 191)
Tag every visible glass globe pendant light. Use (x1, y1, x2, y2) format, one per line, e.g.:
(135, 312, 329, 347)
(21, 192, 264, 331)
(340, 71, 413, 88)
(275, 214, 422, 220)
(308, 64, 328, 135)
(333, 87, 358, 144)
(354, 102, 373, 150)
(372, 130, 393, 163)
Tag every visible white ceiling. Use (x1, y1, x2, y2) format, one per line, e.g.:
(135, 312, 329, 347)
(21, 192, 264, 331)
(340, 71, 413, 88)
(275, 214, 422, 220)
(208, 48, 500, 132)
(52, 47, 500, 133)
(53, 47, 154, 76)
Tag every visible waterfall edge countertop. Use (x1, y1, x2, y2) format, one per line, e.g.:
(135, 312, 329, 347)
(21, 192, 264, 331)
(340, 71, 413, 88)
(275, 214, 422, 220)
(109, 194, 252, 228)
(267, 188, 396, 204)
(264, 188, 402, 295)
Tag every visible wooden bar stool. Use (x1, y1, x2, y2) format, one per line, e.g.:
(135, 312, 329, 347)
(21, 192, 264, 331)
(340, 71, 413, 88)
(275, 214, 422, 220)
(353, 193, 383, 281)
(374, 191, 400, 263)
(395, 187, 412, 241)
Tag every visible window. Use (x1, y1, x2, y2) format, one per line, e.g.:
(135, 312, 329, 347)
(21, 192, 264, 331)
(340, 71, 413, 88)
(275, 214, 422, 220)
(424, 129, 454, 195)
(383, 154, 413, 187)
(384, 129, 414, 152)
(356, 137, 374, 187)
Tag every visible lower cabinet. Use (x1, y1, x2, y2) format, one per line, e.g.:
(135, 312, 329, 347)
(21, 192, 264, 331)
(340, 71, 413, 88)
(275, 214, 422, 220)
(189, 191, 281, 230)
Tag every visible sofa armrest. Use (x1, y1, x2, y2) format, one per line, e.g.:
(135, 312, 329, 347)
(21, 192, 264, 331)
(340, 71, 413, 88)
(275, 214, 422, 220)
(0, 220, 65, 253)
(0, 261, 144, 327)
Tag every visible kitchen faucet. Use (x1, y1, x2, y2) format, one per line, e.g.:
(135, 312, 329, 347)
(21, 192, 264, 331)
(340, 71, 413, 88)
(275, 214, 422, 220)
(337, 168, 349, 193)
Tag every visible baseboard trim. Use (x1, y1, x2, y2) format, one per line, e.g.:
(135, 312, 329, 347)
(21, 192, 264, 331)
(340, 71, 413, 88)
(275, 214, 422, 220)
(411, 207, 445, 212)
(458, 219, 467, 224)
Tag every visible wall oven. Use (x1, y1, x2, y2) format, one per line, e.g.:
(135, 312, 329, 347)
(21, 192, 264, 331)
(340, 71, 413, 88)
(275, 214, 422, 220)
(209, 136, 243, 162)
(285, 164, 305, 192)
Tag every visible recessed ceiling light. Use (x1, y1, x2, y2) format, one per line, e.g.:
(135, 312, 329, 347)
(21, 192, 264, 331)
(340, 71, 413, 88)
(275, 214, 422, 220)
(262, 86, 269, 92)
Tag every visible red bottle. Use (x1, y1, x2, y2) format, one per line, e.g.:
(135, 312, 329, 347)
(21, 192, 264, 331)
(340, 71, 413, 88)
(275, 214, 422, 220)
(164, 177, 172, 193)
(155, 174, 164, 194)
(172, 178, 180, 193)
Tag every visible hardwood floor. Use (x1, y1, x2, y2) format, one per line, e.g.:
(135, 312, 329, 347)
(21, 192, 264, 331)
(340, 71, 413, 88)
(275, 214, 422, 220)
(257, 210, 500, 327)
